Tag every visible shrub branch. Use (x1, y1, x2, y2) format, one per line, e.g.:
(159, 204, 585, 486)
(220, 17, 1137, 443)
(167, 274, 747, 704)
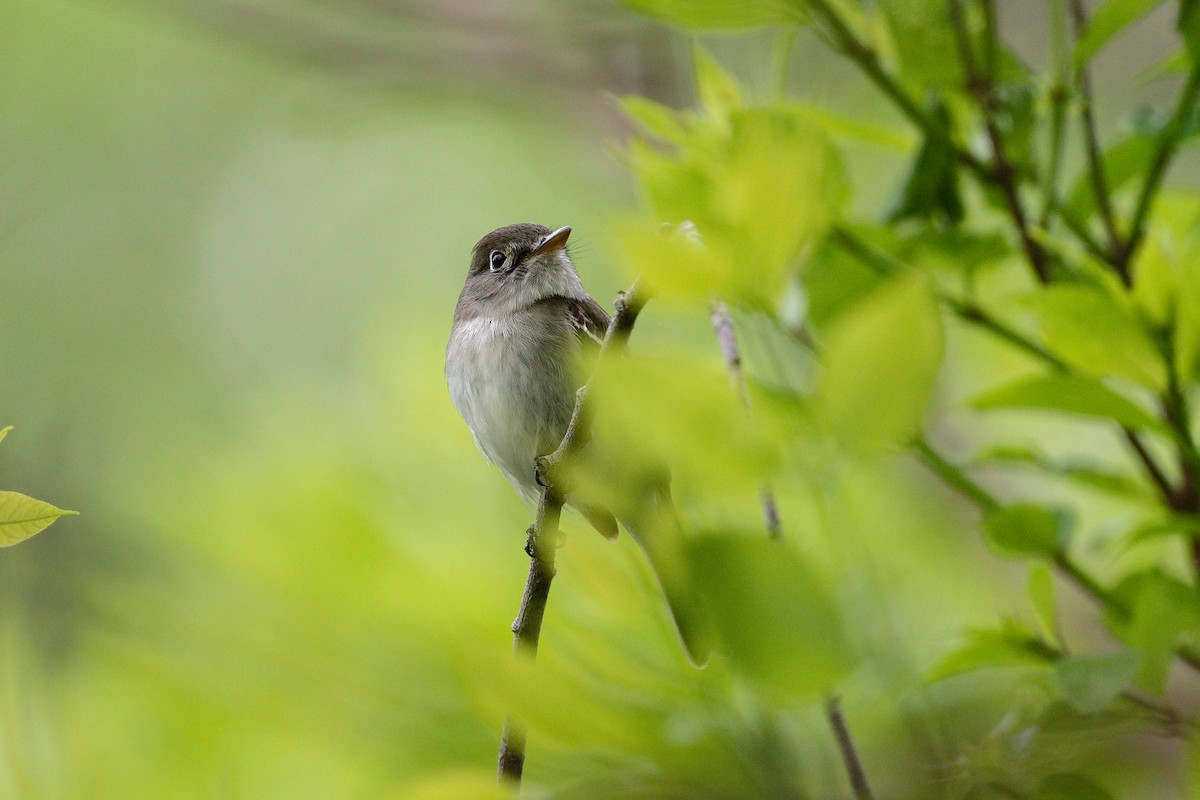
(496, 283, 646, 786)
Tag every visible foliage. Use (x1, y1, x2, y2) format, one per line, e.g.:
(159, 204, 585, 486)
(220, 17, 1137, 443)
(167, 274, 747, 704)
(596, 0, 1200, 796)
(5, 0, 1200, 798)
(0, 427, 75, 546)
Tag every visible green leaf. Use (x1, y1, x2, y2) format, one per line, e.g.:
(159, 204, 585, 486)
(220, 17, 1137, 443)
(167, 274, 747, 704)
(887, 99, 963, 225)
(623, 0, 805, 30)
(1035, 774, 1116, 800)
(1116, 571, 1200, 693)
(1180, 0, 1200, 62)
(815, 275, 943, 452)
(584, 355, 788, 502)
(621, 103, 847, 306)
(688, 535, 854, 700)
(974, 445, 1156, 502)
(693, 47, 742, 122)
(878, 0, 964, 90)
(1054, 650, 1141, 713)
(0, 491, 78, 547)
(396, 772, 515, 800)
(616, 96, 687, 145)
(926, 624, 1056, 682)
(982, 504, 1070, 556)
(1017, 285, 1167, 389)
(972, 374, 1167, 433)
(1028, 563, 1058, 646)
(0, 426, 10, 445)
(1073, 0, 1167, 65)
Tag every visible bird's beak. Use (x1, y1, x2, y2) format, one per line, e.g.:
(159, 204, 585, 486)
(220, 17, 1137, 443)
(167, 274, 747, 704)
(531, 225, 571, 256)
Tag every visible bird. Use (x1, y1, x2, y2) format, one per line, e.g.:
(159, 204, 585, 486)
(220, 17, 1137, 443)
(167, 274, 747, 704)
(445, 223, 711, 665)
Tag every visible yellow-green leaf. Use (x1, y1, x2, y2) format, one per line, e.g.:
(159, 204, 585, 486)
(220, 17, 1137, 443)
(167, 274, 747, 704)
(972, 373, 1168, 434)
(815, 274, 943, 452)
(1017, 285, 1166, 390)
(0, 491, 77, 546)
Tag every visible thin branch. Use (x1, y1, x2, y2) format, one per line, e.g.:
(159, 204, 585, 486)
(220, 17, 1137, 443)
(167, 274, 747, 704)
(948, 0, 1051, 283)
(914, 439, 1000, 511)
(804, 0, 951, 150)
(497, 283, 647, 785)
(1120, 65, 1200, 274)
(1069, 0, 1124, 278)
(710, 301, 782, 538)
(826, 695, 874, 800)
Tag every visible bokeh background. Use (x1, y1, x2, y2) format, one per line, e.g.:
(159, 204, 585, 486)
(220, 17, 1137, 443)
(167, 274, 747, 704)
(1, 1, 1192, 797)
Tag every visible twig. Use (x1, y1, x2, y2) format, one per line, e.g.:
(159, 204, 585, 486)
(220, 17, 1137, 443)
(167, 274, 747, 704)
(949, 0, 1051, 283)
(1069, 0, 1124, 265)
(496, 283, 647, 785)
(710, 301, 782, 538)
(914, 439, 1000, 511)
(826, 695, 874, 800)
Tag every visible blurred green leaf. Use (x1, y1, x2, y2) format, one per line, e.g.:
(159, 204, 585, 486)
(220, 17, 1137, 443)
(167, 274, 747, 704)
(1177, 242, 1200, 383)
(0, 490, 77, 546)
(394, 772, 514, 800)
(583, 355, 788, 502)
(972, 373, 1167, 433)
(621, 101, 846, 306)
(926, 624, 1056, 682)
(1121, 572, 1200, 694)
(1017, 284, 1166, 389)
(1054, 650, 1140, 713)
(1028, 563, 1058, 647)
(803, 233, 889, 331)
(815, 274, 943, 452)
(1035, 773, 1116, 800)
(1073, 0, 1167, 65)
(878, 0, 964, 90)
(1131, 227, 1176, 327)
(903, 228, 1013, 273)
(617, 96, 687, 145)
(974, 445, 1155, 501)
(982, 504, 1070, 557)
(1179, 0, 1200, 62)
(688, 535, 854, 700)
(694, 46, 742, 121)
(0, 425, 10, 444)
(888, 99, 963, 224)
(623, 0, 805, 30)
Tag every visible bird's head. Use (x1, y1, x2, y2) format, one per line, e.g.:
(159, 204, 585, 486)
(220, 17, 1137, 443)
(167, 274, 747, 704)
(455, 223, 586, 319)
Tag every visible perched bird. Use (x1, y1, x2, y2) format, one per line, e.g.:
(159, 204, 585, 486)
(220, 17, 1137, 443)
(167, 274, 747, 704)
(445, 223, 710, 665)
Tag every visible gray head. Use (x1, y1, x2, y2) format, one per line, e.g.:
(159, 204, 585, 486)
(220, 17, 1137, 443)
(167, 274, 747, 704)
(454, 223, 587, 320)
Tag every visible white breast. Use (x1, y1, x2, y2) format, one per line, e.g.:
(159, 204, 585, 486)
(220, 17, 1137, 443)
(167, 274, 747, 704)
(445, 310, 577, 501)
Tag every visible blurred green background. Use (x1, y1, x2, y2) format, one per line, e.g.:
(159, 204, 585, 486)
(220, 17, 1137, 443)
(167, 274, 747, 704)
(1, 1, 1192, 797)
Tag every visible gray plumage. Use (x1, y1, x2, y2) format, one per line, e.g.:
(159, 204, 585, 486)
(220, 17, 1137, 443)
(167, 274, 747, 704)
(446, 223, 617, 537)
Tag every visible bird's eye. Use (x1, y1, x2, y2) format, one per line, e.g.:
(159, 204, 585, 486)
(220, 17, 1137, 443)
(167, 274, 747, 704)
(489, 250, 506, 272)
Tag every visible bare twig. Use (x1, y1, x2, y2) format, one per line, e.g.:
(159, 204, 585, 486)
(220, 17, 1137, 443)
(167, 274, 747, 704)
(949, 0, 1051, 283)
(710, 301, 782, 538)
(826, 695, 874, 800)
(1069, 0, 1124, 279)
(496, 283, 647, 785)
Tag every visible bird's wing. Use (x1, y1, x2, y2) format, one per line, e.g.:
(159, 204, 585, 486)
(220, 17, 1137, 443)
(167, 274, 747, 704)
(565, 295, 611, 350)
